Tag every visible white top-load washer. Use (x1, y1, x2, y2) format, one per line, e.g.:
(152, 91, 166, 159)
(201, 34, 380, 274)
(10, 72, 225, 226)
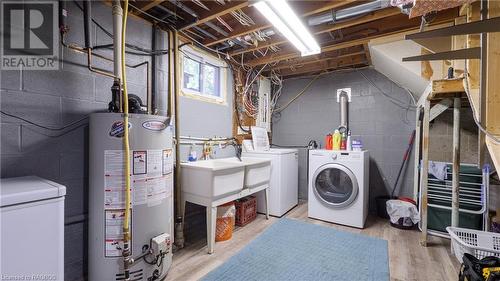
(243, 148, 298, 217)
(308, 150, 369, 228)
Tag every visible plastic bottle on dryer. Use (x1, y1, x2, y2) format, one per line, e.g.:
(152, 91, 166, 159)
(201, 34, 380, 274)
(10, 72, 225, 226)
(340, 131, 347, 150)
(346, 130, 352, 151)
(332, 130, 341, 150)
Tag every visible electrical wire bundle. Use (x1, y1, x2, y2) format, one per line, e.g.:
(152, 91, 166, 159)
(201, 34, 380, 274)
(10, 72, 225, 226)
(72, 0, 168, 56)
(230, 9, 255, 26)
(269, 70, 283, 114)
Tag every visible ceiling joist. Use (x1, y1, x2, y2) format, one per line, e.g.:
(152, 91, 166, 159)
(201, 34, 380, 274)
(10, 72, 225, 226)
(270, 46, 365, 70)
(279, 54, 368, 77)
(131, 0, 165, 15)
(203, 0, 358, 47)
(246, 8, 458, 67)
(229, 7, 402, 57)
(179, 1, 250, 31)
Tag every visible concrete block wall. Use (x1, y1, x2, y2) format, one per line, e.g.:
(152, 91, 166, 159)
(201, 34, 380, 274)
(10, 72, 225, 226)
(429, 107, 478, 164)
(273, 69, 418, 211)
(272, 68, 479, 212)
(0, 2, 234, 280)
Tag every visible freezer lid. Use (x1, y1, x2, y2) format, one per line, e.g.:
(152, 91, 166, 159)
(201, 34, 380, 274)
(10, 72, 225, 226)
(0, 176, 66, 207)
(244, 148, 298, 155)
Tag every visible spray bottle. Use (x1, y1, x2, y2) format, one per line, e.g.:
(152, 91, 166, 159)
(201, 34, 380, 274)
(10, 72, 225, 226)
(188, 144, 197, 162)
(347, 130, 352, 151)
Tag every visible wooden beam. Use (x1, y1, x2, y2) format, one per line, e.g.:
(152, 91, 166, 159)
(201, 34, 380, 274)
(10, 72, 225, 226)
(451, 95, 461, 227)
(420, 100, 431, 247)
(179, 1, 250, 31)
(131, 0, 165, 15)
(406, 16, 500, 40)
(204, 0, 357, 47)
(429, 98, 453, 121)
(363, 43, 372, 65)
(402, 47, 481, 61)
(421, 48, 434, 80)
(278, 54, 367, 77)
(229, 7, 401, 57)
(430, 78, 465, 98)
(270, 46, 365, 70)
(247, 9, 458, 67)
(295, 0, 359, 17)
(249, 37, 371, 67)
(486, 0, 500, 135)
(273, 50, 366, 71)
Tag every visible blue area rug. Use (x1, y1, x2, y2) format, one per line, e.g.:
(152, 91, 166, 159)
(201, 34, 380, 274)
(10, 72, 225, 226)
(202, 218, 389, 281)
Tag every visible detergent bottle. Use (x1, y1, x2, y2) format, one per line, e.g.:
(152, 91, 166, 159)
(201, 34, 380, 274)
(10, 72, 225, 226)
(332, 130, 341, 150)
(325, 134, 333, 150)
(340, 131, 347, 150)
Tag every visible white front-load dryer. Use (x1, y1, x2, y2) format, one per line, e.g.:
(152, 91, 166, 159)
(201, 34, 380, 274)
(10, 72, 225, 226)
(308, 150, 369, 228)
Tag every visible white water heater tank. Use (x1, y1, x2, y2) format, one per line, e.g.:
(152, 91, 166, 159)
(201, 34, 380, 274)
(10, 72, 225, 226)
(89, 113, 174, 281)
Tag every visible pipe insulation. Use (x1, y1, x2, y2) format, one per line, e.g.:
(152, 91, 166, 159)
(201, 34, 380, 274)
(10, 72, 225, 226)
(83, 0, 92, 49)
(308, 0, 389, 26)
(151, 24, 157, 114)
(112, 1, 123, 80)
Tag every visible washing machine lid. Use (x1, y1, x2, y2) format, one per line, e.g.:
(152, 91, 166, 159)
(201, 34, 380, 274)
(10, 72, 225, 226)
(312, 163, 358, 208)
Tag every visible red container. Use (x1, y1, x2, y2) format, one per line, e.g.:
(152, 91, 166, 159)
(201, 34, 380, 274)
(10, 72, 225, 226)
(235, 196, 257, 226)
(325, 135, 332, 150)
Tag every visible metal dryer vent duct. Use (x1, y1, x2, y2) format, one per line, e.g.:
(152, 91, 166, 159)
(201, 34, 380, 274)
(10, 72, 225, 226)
(339, 91, 349, 129)
(308, 0, 390, 26)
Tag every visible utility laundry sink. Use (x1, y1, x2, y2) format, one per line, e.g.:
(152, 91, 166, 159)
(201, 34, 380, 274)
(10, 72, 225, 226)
(181, 160, 246, 199)
(216, 157, 271, 188)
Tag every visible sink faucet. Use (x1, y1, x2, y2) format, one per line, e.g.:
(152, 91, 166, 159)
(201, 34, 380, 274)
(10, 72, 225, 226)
(232, 141, 242, 161)
(202, 141, 213, 160)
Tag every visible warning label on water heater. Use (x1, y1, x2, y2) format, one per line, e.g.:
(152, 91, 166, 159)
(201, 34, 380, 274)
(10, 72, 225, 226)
(103, 149, 173, 258)
(104, 209, 132, 257)
(104, 149, 173, 209)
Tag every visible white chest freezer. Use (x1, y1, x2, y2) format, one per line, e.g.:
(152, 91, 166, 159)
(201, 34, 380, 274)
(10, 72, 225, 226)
(243, 148, 299, 217)
(1, 176, 66, 281)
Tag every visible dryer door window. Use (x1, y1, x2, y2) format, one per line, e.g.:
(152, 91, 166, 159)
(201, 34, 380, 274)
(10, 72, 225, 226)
(313, 163, 359, 208)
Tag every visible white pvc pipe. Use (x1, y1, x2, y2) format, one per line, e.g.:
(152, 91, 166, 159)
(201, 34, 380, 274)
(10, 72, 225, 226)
(112, 1, 123, 81)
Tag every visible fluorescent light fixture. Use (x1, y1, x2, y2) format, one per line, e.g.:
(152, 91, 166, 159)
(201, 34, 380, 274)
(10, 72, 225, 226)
(254, 0, 321, 57)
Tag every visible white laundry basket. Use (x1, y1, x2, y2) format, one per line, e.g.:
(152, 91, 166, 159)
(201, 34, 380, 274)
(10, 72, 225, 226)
(446, 226, 500, 263)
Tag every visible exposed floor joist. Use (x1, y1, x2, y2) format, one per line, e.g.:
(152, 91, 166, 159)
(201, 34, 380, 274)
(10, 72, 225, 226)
(131, 0, 165, 15)
(270, 47, 365, 71)
(203, 0, 358, 47)
(246, 9, 458, 67)
(402, 47, 481, 61)
(229, 7, 402, 57)
(278, 54, 367, 77)
(178, 1, 250, 31)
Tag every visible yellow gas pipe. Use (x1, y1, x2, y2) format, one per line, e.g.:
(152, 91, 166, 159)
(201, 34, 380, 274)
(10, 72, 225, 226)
(120, 0, 132, 278)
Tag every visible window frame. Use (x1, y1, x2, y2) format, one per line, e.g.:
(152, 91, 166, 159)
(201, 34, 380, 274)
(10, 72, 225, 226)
(180, 45, 227, 105)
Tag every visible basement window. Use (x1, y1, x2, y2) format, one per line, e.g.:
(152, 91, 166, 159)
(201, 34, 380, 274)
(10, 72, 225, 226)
(181, 46, 226, 104)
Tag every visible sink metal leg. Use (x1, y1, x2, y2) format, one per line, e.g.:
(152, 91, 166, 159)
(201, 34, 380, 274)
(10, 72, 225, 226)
(264, 188, 270, 220)
(181, 200, 186, 221)
(206, 206, 217, 254)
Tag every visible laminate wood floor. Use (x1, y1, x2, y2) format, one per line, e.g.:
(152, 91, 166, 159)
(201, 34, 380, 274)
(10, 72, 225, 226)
(166, 202, 460, 281)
